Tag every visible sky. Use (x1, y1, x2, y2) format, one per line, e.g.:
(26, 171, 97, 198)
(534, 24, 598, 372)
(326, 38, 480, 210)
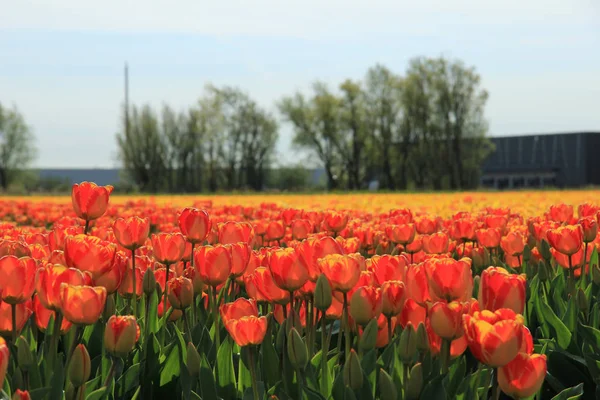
(1, 0, 599, 168)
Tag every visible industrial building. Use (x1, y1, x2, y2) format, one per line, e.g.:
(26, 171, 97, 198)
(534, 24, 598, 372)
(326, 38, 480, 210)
(480, 132, 600, 189)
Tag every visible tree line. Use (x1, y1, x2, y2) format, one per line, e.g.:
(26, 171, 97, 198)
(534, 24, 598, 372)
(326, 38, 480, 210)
(0, 56, 493, 193)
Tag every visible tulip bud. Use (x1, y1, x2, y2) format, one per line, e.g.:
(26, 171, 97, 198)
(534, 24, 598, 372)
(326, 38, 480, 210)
(399, 324, 417, 364)
(287, 328, 308, 370)
(276, 320, 286, 353)
(350, 286, 383, 327)
(472, 275, 480, 299)
(143, 268, 157, 296)
(522, 245, 531, 262)
(405, 363, 423, 400)
(186, 343, 201, 378)
(415, 322, 429, 353)
(104, 315, 139, 358)
(378, 368, 397, 400)
(592, 264, 600, 286)
(359, 318, 378, 352)
(12, 389, 31, 400)
(540, 240, 551, 260)
(287, 308, 303, 334)
(16, 337, 34, 372)
(103, 295, 116, 320)
(343, 349, 363, 390)
(68, 344, 91, 387)
(314, 274, 332, 312)
(537, 261, 548, 282)
(577, 289, 589, 313)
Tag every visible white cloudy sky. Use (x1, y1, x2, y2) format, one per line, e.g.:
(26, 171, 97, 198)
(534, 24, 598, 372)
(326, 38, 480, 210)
(1, 0, 599, 167)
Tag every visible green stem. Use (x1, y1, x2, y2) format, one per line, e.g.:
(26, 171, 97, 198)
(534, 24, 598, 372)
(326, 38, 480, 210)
(387, 315, 393, 343)
(211, 285, 221, 350)
(568, 255, 575, 298)
(182, 309, 192, 344)
(441, 339, 451, 374)
(320, 314, 329, 398)
(342, 292, 351, 360)
(131, 248, 137, 318)
(403, 363, 409, 397)
(491, 368, 500, 400)
(84, 219, 90, 235)
(48, 312, 63, 370)
(163, 263, 171, 317)
(103, 357, 117, 388)
(248, 346, 260, 400)
(582, 242, 589, 288)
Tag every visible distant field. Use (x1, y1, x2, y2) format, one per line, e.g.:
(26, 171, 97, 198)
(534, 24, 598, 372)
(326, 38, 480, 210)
(3, 190, 600, 217)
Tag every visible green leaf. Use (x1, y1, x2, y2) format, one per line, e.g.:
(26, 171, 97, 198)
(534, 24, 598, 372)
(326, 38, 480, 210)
(332, 368, 345, 400)
(159, 341, 181, 386)
(28, 387, 51, 400)
(540, 301, 571, 349)
(49, 354, 65, 400)
(147, 292, 160, 335)
(551, 383, 584, 400)
(444, 355, 466, 398)
(117, 363, 140, 396)
(238, 347, 253, 398)
(578, 323, 600, 353)
(190, 391, 202, 400)
(199, 353, 217, 400)
(85, 387, 107, 400)
(84, 376, 102, 397)
(421, 375, 446, 400)
(562, 297, 578, 334)
(215, 336, 236, 400)
(302, 385, 327, 400)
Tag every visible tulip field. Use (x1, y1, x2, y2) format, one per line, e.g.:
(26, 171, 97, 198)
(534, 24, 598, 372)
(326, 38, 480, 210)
(2, 185, 600, 400)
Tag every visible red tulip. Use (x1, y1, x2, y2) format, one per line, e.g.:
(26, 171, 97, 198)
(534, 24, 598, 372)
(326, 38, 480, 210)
(218, 221, 254, 245)
(113, 216, 150, 250)
(64, 234, 116, 279)
(104, 315, 140, 357)
(168, 276, 194, 309)
(269, 248, 310, 292)
(579, 217, 598, 243)
(385, 224, 415, 245)
(475, 228, 501, 249)
(60, 284, 107, 325)
(414, 215, 438, 235)
(220, 298, 258, 325)
(429, 301, 469, 340)
(0, 337, 8, 390)
(0, 256, 36, 304)
(318, 254, 361, 293)
(36, 264, 90, 311)
(195, 245, 232, 287)
(549, 203, 573, 223)
(399, 298, 427, 328)
(178, 208, 211, 244)
(0, 299, 32, 337)
(151, 233, 186, 265)
(323, 211, 348, 233)
(265, 221, 285, 242)
(33, 295, 72, 334)
(71, 181, 113, 222)
(244, 267, 289, 304)
(368, 255, 407, 285)
(426, 257, 473, 302)
(478, 267, 526, 314)
(291, 219, 313, 241)
(0, 239, 31, 258)
(227, 242, 251, 278)
(381, 280, 406, 317)
(498, 353, 547, 398)
(422, 232, 449, 254)
(546, 225, 583, 255)
(501, 230, 526, 256)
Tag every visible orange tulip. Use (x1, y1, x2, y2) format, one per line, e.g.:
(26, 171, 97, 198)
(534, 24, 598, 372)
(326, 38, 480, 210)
(226, 242, 251, 278)
(104, 315, 140, 358)
(296, 236, 344, 282)
(113, 216, 150, 250)
(36, 264, 90, 311)
(429, 301, 469, 340)
(218, 221, 254, 245)
(422, 232, 449, 254)
(71, 181, 113, 222)
(463, 308, 525, 367)
(178, 208, 211, 244)
(12, 389, 31, 400)
(0, 297, 32, 334)
(157, 301, 183, 322)
(32, 295, 72, 334)
(381, 280, 405, 317)
(183, 266, 205, 295)
(265, 221, 285, 242)
(220, 298, 259, 325)
(323, 211, 348, 233)
(478, 267, 526, 314)
(269, 248, 310, 292)
(426, 257, 473, 302)
(385, 224, 416, 244)
(500, 230, 526, 256)
(96, 252, 126, 295)
(451, 218, 477, 241)
(549, 203, 573, 223)
(0, 256, 36, 304)
(349, 286, 382, 326)
(405, 264, 431, 305)
(195, 245, 232, 287)
(546, 225, 583, 255)
(426, 322, 468, 359)
(579, 216, 598, 243)
(151, 233, 186, 265)
(60, 284, 107, 325)
(224, 315, 268, 347)
(550, 246, 590, 269)
(0, 337, 8, 389)
(168, 276, 194, 309)
(117, 260, 143, 299)
(244, 267, 289, 304)
(318, 254, 361, 293)
(0, 239, 31, 258)
(475, 228, 501, 249)
(291, 219, 313, 241)
(498, 353, 547, 399)
(399, 298, 427, 328)
(64, 234, 116, 279)
(485, 215, 508, 232)
(368, 254, 407, 285)
(414, 215, 438, 235)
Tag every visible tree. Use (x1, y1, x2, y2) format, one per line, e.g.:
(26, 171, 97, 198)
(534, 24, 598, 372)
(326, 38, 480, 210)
(0, 103, 37, 190)
(279, 82, 342, 190)
(338, 80, 367, 190)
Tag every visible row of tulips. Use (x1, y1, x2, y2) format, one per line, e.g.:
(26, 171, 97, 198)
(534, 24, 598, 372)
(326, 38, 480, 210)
(0, 183, 599, 399)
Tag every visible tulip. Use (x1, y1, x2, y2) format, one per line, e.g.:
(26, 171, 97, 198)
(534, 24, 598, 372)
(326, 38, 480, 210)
(178, 208, 211, 244)
(68, 344, 91, 387)
(113, 216, 150, 250)
(475, 228, 501, 249)
(117, 261, 143, 299)
(244, 267, 288, 304)
(318, 254, 361, 293)
(368, 254, 407, 285)
(426, 257, 473, 302)
(549, 203, 573, 223)
(224, 315, 268, 347)
(0, 299, 32, 338)
(381, 280, 405, 317)
(71, 181, 113, 226)
(405, 264, 431, 305)
(349, 286, 383, 326)
(463, 309, 525, 367)
(268, 248, 310, 293)
(226, 242, 251, 278)
(0, 256, 36, 304)
(485, 215, 508, 232)
(33, 295, 72, 334)
(501, 230, 526, 256)
(478, 267, 526, 314)
(64, 234, 116, 279)
(60, 284, 107, 325)
(218, 221, 255, 245)
(323, 211, 348, 234)
(546, 225, 583, 256)
(151, 233, 186, 265)
(104, 315, 139, 358)
(95, 252, 126, 295)
(265, 221, 285, 242)
(168, 276, 194, 309)
(291, 219, 313, 241)
(385, 224, 416, 245)
(183, 266, 205, 295)
(220, 298, 259, 325)
(195, 245, 232, 287)
(579, 216, 598, 243)
(499, 353, 547, 398)
(422, 232, 449, 254)
(414, 215, 438, 235)
(0, 239, 32, 258)
(452, 217, 477, 241)
(0, 337, 8, 389)
(429, 301, 469, 340)
(12, 390, 31, 400)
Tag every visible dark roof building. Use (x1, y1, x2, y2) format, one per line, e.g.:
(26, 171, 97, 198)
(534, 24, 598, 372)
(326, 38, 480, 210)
(481, 132, 600, 189)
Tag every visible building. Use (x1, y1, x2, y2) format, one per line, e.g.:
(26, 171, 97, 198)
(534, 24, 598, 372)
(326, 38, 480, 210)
(480, 132, 600, 189)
